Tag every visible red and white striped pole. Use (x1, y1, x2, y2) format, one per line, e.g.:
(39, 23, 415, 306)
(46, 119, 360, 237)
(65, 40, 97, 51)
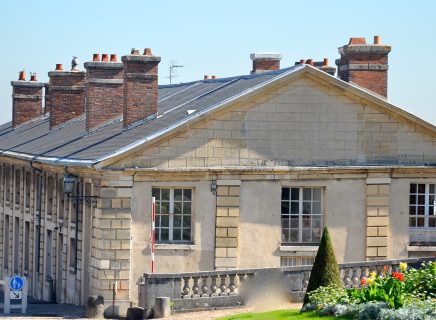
(151, 197, 156, 273)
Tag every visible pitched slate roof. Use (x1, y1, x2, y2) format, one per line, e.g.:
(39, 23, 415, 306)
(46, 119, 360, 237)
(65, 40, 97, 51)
(0, 65, 303, 167)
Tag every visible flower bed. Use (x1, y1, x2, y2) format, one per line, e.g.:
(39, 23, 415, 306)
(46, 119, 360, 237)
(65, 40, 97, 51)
(303, 261, 436, 319)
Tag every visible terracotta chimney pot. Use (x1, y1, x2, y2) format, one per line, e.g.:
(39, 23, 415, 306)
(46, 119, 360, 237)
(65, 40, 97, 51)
(101, 54, 109, 61)
(143, 48, 152, 56)
(93, 54, 100, 61)
(374, 35, 381, 44)
(110, 54, 117, 62)
(204, 75, 209, 80)
(55, 64, 63, 71)
(18, 70, 26, 81)
(131, 48, 140, 55)
(30, 72, 37, 81)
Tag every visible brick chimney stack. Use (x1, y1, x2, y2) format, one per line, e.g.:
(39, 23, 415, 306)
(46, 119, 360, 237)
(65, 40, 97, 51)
(48, 61, 86, 129)
(336, 36, 391, 97)
(121, 48, 161, 128)
(84, 53, 124, 131)
(11, 70, 44, 127)
(250, 53, 282, 74)
(313, 58, 336, 76)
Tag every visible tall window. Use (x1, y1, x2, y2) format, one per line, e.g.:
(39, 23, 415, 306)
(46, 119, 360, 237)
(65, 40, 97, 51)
(281, 187, 323, 244)
(152, 188, 192, 243)
(409, 183, 435, 228)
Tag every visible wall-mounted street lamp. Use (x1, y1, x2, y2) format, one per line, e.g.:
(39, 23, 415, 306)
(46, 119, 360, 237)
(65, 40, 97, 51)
(63, 174, 98, 208)
(63, 173, 98, 274)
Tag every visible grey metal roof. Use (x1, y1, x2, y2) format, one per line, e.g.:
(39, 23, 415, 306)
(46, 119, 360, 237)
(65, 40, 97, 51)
(0, 66, 301, 166)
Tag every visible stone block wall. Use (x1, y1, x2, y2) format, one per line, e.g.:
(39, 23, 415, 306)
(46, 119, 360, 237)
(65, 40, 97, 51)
(215, 181, 240, 270)
(90, 175, 132, 305)
(366, 178, 390, 259)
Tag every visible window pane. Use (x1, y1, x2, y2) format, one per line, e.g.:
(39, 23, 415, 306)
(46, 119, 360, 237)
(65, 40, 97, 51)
(291, 202, 299, 214)
(184, 202, 191, 215)
(409, 206, 416, 215)
(160, 228, 169, 241)
(183, 216, 191, 228)
(312, 217, 321, 228)
(417, 206, 425, 215)
(282, 229, 289, 242)
(291, 188, 299, 201)
(183, 189, 192, 201)
(303, 202, 311, 214)
(290, 230, 299, 242)
(282, 218, 289, 229)
(410, 184, 416, 193)
(312, 202, 321, 215)
(173, 228, 181, 241)
(182, 229, 191, 241)
(418, 184, 425, 193)
(160, 215, 169, 228)
(152, 188, 160, 200)
(174, 215, 181, 228)
(409, 217, 416, 227)
(303, 188, 311, 201)
(312, 188, 321, 201)
(174, 189, 183, 201)
(291, 216, 299, 228)
(161, 188, 170, 201)
(302, 229, 311, 242)
(430, 184, 435, 194)
(417, 217, 424, 227)
(302, 215, 311, 227)
(409, 195, 416, 204)
(160, 201, 169, 214)
(418, 195, 425, 204)
(281, 188, 289, 200)
(312, 229, 321, 242)
(174, 202, 182, 214)
(281, 202, 289, 215)
(429, 217, 436, 228)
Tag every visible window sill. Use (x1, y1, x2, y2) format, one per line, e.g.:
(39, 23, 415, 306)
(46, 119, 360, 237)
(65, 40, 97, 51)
(407, 245, 436, 252)
(279, 245, 318, 256)
(155, 243, 195, 251)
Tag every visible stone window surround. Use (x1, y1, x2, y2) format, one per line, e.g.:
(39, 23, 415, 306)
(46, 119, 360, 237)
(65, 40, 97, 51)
(280, 186, 325, 245)
(409, 183, 435, 228)
(151, 186, 194, 244)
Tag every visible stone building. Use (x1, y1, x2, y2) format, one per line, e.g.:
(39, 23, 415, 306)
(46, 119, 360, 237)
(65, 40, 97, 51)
(0, 36, 435, 314)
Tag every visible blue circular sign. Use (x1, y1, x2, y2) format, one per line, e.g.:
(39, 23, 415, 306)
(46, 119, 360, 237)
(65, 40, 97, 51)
(9, 276, 24, 291)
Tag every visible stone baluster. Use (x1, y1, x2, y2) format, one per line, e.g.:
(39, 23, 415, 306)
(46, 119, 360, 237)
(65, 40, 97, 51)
(219, 275, 228, 296)
(201, 276, 209, 297)
(302, 271, 310, 290)
(192, 276, 200, 298)
(182, 277, 191, 299)
(343, 268, 351, 288)
(210, 275, 219, 297)
(351, 268, 359, 288)
(228, 274, 237, 295)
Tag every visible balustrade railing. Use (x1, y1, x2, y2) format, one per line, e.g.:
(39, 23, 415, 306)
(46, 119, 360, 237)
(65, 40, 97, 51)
(139, 257, 433, 312)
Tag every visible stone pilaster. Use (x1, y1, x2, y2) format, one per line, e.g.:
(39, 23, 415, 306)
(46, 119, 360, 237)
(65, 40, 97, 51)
(214, 180, 240, 270)
(366, 178, 390, 259)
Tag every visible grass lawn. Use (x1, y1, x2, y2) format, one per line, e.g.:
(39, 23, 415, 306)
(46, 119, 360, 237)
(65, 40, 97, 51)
(216, 309, 349, 320)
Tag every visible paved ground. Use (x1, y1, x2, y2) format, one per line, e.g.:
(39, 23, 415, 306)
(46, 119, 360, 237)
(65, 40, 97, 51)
(0, 302, 85, 319)
(0, 302, 302, 319)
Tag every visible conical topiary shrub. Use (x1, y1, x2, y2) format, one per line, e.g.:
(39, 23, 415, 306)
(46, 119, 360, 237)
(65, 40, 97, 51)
(303, 226, 342, 305)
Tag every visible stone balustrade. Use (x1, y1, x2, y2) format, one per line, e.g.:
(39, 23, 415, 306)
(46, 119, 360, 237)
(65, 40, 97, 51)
(138, 257, 433, 313)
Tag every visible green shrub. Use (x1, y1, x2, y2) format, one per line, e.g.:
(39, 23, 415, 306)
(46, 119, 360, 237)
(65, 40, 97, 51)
(308, 284, 349, 306)
(404, 261, 436, 300)
(303, 227, 342, 305)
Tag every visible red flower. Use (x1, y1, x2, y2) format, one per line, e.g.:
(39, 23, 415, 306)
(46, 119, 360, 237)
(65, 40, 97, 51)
(392, 271, 405, 281)
(361, 277, 366, 285)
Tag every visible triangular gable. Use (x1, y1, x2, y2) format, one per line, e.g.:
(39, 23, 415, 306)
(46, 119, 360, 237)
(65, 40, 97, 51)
(103, 67, 436, 170)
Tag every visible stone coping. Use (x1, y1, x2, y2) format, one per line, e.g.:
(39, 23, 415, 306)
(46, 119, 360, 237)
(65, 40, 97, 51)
(121, 55, 161, 63)
(11, 81, 45, 87)
(84, 61, 123, 69)
(143, 257, 434, 279)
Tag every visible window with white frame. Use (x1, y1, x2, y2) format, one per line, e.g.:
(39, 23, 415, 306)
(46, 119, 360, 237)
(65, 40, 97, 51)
(152, 188, 192, 243)
(409, 183, 435, 228)
(280, 256, 315, 267)
(281, 187, 323, 244)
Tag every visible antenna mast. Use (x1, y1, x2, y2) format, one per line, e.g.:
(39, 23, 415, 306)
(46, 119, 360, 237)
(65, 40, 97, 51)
(169, 61, 184, 85)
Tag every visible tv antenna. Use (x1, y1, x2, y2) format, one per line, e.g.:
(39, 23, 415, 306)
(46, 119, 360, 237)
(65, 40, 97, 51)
(169, 61, 184, 84)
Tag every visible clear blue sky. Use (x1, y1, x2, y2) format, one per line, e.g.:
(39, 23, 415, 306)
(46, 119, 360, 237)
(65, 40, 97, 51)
(1, 0, 435, 125)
